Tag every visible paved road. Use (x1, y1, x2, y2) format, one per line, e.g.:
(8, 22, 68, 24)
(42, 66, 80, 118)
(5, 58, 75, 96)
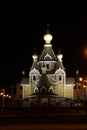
(0, 108, 87, 130)
(0, 114, 87, 124)
(0, 124, 87, 130)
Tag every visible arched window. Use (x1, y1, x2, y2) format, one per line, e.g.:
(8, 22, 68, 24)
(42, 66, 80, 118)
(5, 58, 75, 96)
(45, 62, 51, 70)
(32, 75, 36, 81)
(49, 86, 54, 93)
(59, 75, 62, 81)
(34, 87, 39, 94)
(49, 89, 53, 93)
(46, 63, 50, 69)
(40, 87, 47, 94)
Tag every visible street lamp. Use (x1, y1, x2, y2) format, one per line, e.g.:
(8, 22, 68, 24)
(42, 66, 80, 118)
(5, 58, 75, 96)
(9, 85, 15, 99)
(74, 76, 87, 111)
(83, 84, 87, 113)
(83, 85, 87, 102)
(77, 77, 87, 115)
(2, 89, 5, 107)
(73, 82, 81, 100)
(79, 78, 87, 102)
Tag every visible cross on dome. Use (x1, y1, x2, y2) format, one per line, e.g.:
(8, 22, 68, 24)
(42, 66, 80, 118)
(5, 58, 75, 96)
(43, 24, 53, 44)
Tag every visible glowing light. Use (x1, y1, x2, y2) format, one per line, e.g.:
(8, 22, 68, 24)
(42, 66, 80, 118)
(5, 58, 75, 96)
(22, 70, 25, 75)
(83, 85, 86, 88)
(85, 48, 87, 56)
(57, 54, 63, 62)
(9, 96, 11, 98)
(32, 54, 38, 61)
(83, 45, 87, 58)
(79, 77, 83, 82)
(44, 44, 52, 47)
(0, 92, 3, 95)
(44, 33, 53, 44)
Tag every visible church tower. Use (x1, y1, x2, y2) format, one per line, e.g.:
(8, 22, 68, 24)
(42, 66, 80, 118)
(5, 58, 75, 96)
(29, 28, 66, 97)
(21, 25, 75, 102)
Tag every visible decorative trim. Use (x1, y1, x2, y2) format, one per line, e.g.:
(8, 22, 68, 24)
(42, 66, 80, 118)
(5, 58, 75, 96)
(38, 61, 58, 64)
(49, 86, 54, 93)
(29, 68, 40, 76)
(44, 53, 52, 60)
(34, 87, 39, 93)
(44, 44, 52, 47)
(55, 68, 66, 76)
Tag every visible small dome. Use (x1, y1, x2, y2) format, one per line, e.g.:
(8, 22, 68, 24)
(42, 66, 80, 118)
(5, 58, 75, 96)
(32, 54, 38, 61)
(57, 54, 63, 62)
(43, 33, 53, 44)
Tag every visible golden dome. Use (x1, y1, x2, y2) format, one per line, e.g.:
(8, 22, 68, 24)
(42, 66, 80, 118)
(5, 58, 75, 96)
(43, 33, 53, 44)
(32, 54, 38, 61)
(57, 54, 63, 62)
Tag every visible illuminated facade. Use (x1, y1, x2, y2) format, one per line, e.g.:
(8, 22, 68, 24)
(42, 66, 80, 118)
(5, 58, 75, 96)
(20, 30, 75, 105)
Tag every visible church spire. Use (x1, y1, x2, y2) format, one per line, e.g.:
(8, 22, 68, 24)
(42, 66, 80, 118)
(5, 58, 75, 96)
(57, 48, 63, 62)
(39, 25, 57, 61)
(59, 48, 61, 54)
(32, 48, 38, 61)
(46, 24, 50, 34)
(43, 24, 53, 44)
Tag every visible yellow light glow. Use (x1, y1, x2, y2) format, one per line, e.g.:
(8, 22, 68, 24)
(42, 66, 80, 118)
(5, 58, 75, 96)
(44, 33, 53, 44)
(44, 44, 52, 47)
(32, 54, 38, 61)
(0, 92, 3, 95)
(57, 54, 63, 61)
(85, 48, 87, 56)
(79, 77, 83, 82)
(82, 45, 87, 59)
(83, 85, 86, 88)
(6, 94, 9, 97)
(9, 96, 11, 98)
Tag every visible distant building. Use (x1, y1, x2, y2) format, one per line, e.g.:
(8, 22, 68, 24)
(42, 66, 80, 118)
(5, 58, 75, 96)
(18, 30, 76, 106)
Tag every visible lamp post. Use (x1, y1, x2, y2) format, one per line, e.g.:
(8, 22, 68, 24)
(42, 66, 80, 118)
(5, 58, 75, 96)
(2, 89, 5, 107)
(73, 81, 81, 112)
(83, 84, 87, 114)
(11, 85, 14, 98)
(78, 77, 87, 115)
(83, 85, 86, 101)
(74, 82, 81, 101)
(74, 76, 87, 111)
(74, 70, 81, 100)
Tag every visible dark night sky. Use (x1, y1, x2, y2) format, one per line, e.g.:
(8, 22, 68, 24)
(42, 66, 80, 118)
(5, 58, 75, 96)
(0, 2, 87, 89)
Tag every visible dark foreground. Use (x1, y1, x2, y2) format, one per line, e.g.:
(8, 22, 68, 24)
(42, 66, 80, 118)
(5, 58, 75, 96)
(0, 124, 87, 130)
(0, 106, 87, 130)
(0, 115, 87, 130)
(0, 114, 87, 125)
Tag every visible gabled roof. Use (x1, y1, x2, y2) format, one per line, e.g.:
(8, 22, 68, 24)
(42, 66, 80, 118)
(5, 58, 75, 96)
(54, 61, 64, 72)
(58, 61, 64, 70)
(30, 60, 40, 72)
(39, 46, 57, 61)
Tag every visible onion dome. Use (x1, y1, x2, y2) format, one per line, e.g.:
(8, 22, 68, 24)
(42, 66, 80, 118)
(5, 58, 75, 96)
(43, 33, 53, 44)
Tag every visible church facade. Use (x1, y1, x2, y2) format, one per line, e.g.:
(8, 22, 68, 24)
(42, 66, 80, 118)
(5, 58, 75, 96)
(20, 31, 75, 105)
